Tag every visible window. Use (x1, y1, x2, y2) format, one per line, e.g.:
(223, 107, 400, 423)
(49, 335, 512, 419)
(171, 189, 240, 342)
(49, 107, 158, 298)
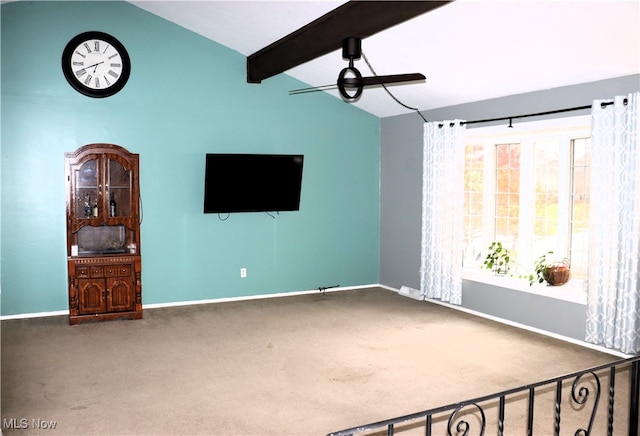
(463, 116, 591, 281)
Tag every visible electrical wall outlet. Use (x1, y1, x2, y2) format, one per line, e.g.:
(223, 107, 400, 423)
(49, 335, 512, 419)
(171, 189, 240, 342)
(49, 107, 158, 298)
(240, 268, 247, 278)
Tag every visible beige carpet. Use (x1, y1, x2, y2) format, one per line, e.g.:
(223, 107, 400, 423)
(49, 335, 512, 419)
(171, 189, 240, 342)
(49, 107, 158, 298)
(1, 287, 627, 435)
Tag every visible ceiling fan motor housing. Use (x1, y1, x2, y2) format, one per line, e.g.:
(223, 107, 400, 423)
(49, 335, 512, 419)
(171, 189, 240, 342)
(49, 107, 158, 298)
(342, 37, 362, 61)
(332, 36, 428, 102)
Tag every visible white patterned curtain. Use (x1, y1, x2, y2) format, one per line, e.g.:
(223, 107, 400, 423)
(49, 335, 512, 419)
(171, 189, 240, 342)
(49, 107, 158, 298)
(585, 92, 640, 355)
(420, 121, 466, 304)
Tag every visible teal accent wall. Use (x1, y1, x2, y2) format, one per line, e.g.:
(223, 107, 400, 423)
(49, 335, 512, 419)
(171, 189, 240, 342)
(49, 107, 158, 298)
(0, 1, 380, 315)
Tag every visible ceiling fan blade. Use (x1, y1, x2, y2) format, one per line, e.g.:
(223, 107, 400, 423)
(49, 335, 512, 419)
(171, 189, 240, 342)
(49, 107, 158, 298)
(361, 73, 426, 86)
(289, 84, 337, 95)
(339, 73, 426, 88)
(291, 74, 425, 98)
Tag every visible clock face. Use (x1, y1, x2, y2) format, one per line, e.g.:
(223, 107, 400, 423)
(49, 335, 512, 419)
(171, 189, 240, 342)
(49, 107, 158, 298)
(62, 32, 131, 98)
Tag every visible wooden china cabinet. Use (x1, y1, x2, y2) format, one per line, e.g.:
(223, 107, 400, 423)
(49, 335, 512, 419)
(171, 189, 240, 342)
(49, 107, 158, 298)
(65, 143, 142, 325)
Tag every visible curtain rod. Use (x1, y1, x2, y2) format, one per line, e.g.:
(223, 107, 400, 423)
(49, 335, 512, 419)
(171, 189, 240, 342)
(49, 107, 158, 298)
(438, 99, 625, 128)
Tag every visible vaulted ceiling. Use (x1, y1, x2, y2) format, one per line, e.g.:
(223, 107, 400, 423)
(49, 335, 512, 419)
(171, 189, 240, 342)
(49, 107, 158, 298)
(130, 0, 639, 118)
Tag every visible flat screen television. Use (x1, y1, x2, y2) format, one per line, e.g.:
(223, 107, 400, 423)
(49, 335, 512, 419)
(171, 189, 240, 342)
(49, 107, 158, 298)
(204, 153, 304, 214)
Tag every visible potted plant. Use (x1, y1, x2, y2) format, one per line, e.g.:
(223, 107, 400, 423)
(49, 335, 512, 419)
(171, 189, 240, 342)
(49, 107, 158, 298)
(528, 251, 571, 286)
(482, 241, 513, 275)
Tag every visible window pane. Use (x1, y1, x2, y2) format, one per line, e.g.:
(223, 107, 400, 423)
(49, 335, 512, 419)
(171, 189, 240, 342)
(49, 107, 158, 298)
(533, 140, 560, 256)
(463, 144, 484, 265)
(495, 144, 520, 252)
(570, 138, 591, 279)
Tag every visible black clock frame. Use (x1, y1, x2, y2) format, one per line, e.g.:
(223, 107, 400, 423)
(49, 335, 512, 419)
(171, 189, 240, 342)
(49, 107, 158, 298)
(61, 31, 131, 98)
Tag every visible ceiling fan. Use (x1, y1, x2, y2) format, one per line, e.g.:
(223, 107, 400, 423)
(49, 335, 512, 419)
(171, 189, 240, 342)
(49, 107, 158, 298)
(289, 37, 426, 101)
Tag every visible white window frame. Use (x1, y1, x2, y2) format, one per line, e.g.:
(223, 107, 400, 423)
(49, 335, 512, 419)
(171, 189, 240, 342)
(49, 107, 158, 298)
(461, 115, 591, 304)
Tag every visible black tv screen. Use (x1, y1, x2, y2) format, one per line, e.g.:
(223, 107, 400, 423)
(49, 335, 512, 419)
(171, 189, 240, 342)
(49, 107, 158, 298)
(204, 153, 304, 214)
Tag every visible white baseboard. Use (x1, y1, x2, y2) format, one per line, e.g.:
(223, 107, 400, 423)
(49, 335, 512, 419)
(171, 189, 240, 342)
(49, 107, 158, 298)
(142, 284, 371, 309)
(0, 310, 69, 320)
(0, 284, 377, 320)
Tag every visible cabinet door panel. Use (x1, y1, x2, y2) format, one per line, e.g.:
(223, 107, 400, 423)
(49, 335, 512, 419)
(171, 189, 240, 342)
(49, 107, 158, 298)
(107, 157, 132, 218)
(78, 279, 106, 314)
(106, 277, 134, 312)
(73, 158, 101, 220)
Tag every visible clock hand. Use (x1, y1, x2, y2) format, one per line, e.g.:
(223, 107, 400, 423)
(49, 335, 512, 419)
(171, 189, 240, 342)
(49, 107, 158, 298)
(84, 61, 105, 73)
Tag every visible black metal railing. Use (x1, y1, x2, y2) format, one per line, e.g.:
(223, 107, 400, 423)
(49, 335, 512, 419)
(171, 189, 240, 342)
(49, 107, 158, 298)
(328, 356, 640, 436)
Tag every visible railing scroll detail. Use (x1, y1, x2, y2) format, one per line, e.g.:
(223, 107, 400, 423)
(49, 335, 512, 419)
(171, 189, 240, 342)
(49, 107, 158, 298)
(447, 403, 485, 436)
(327, 356, 640, 436)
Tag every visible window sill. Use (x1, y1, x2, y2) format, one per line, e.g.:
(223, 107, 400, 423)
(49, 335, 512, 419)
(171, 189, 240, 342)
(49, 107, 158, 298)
(462, 269, 587, 305)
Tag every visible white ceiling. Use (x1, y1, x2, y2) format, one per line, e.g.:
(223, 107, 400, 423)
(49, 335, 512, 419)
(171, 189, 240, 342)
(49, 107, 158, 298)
(130, 0, 639, 118)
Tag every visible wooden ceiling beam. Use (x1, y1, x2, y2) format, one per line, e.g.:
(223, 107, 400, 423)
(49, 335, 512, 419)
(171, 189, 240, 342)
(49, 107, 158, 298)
(247, 0, 452, 83)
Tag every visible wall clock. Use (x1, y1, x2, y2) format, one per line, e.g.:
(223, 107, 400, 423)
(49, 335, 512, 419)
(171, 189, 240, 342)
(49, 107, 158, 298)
(61, 31, 131, 98)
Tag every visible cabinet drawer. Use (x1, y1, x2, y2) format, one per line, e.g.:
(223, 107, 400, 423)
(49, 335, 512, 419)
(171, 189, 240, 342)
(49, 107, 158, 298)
(90, 266, 104, 277)
(77, 266, 90, 278)
(117, 264, 132, 276)
(105, 264, 132, 277)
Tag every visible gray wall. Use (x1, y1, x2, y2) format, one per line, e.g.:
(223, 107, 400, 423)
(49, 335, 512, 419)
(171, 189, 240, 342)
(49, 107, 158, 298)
(380, 74, 640, 342)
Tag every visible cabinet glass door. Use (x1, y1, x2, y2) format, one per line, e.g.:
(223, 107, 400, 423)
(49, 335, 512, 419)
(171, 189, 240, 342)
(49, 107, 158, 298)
(107, 158, 131, 218)
(74, 158, 99, 219)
